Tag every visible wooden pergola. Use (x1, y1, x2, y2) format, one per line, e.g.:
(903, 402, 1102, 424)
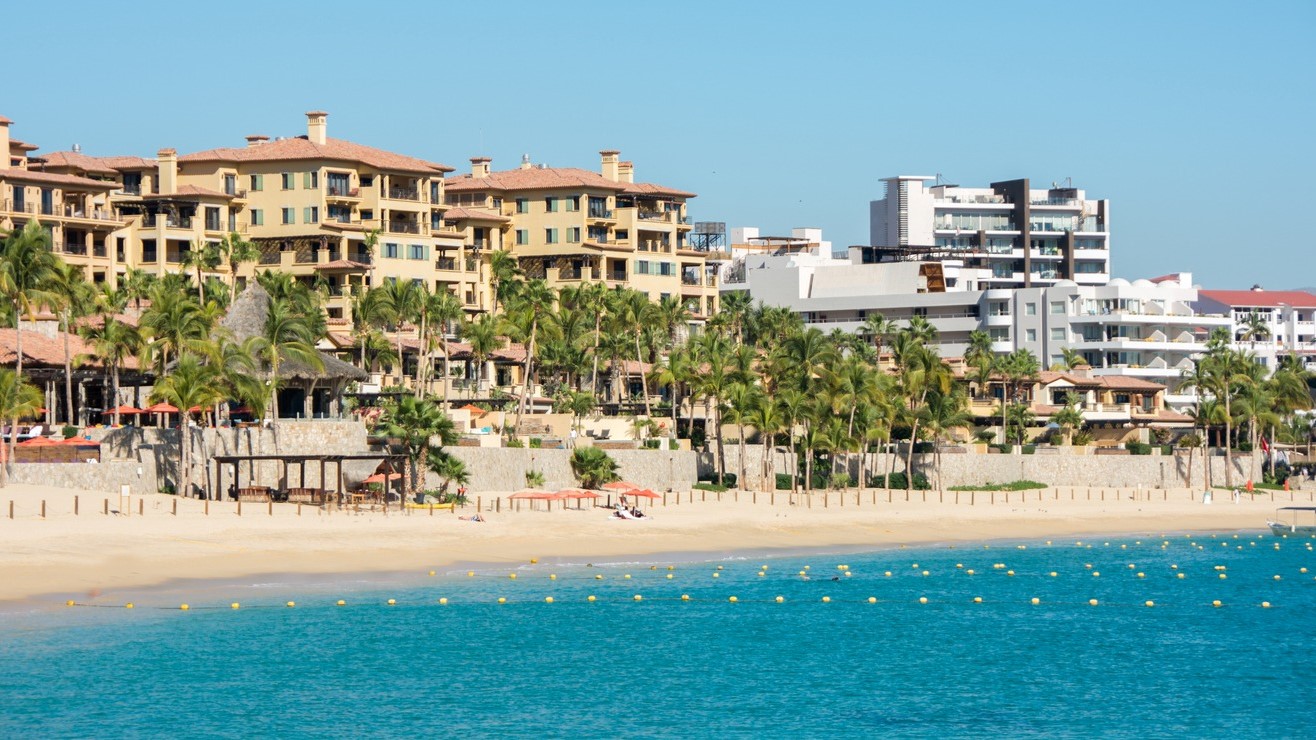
(210, 453, 408, 505)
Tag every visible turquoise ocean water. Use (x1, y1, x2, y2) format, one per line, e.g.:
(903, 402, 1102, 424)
(1, 532, 1314, 738)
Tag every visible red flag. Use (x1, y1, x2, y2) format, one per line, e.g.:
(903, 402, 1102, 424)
(1260, 437, 1271, 456)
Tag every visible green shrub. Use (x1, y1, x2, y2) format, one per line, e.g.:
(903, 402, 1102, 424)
(1021, 445, 1036, 455)
(643, 439, 661, 449)
(62, 425, 79, 439)
(506, 438, 524, 448)
(668, 439, 680, 451)
(1126, 441, 1152, 455)
(570, 446, 620, 488)
(973, 430, 997, 444)
(1072, 430, 1093, 446)
(703, 473, 737, 487)
(529, 437, 542, 449)
(990, 444, 1012, 454)
(867, 472, 930, 490)
(828, 473, 853, 489)
(525, 470, 545, 488)
(693, 482, 727, 492)
(948, 480, 1048, 492)
(775, 473, 794, 490)
(912, 441, 935, 454)
(1158, 445, 1173, 456)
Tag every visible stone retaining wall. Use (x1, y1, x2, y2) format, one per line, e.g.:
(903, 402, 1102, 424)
(9, 461, 158, 495)
(446, 447, 698, 493)
(703, 445, 1263, 490)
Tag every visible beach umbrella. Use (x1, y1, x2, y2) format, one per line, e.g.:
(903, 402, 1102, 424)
(556, 488, 600, 499)
(18, 436, 56, 447)
(458, 403, 488, 416)
(142, 402, 179, 414)
(510, 489, 559, 499)
(60, 436, 98, 445)
(101, 405, 143, 416)
(362, 472, 402, 484)
(602, 481, 641, 492)
(628, 489, 661, 500)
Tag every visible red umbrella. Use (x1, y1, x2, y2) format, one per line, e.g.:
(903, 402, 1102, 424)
(556, 488, 600, 499)
(510, 489, 560, 500)
(61, 436, 99, 446)
(142, 402, 179, 414)
(18, 436, 56, 447)
(602, 481, 641, 492)
(362, 472, 403, 484)
(101, 405, 143, 416)
(628, 488, 661, 499)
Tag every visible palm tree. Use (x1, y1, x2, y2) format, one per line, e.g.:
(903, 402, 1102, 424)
(150, 353, 224, 497)
(249, 295, 324, 420)
(353, 330, 398, 375)
(554, 389, 595, 443)
(119, 267, 154, 311)
(1183, 329, 1252, 487)
(422, 288, 465, 402)
(489, 249, 523, 314)
(745, 394, 784, 491)
(379, 279, 420, 388)
(998, 349, 1040, 449)
(217, 231, 260, 302)
(426, 448, 469, 499)
(44, 261, 95, 425)
(570, 446, 619, 489)
(1061, 347, 1089, 371)
(655, 294, 692, 348)
(724, 381, 762, 490)
(138, 285, 208, 376)
(718, 291, 753, 345)
(0, 220, 58, 389)
(78, 318, 144, 428)
(351, 288, 392, 370)
(1051, 391, 1084, 445)
(1238, 311, 1272, 346)
(0, 368, 43, 483)
(899, 343, 954, 491)
(463, 313, 504, 395)
(504, 278, 555, 437)
(863, 313, 899, 356)
(918, 387, 971, 488)
(182, 239, 222, 304)
(381, 395, 458, 501)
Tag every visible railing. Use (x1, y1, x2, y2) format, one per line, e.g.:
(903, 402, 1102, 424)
(347, 252, 373, 264)
(588, 207, 614, 219)
(1030, 197, 1081, 206)
(61, 205, 119, 221)
(327, 185, 360, 198)
(638, 210, 668, 221)
(559, 269, 585, 280)
(436, 257, 457, 271)
(258, 252, 280, 265)
(465, 258, 477, 272)
(607, 272, 627, 282)
(681, 275, 701, 286)
(935, 195, 1006, 205)
(204, 220, 223, 232)
(471, 239, 487, 250)
(387, 188, 419, 201)
(141, 251, 158, 263)
(386, 221, 422, 234)
(224, 188, 248, 199)
(93, 245, 107, 258)
(58, 242, 88, 256)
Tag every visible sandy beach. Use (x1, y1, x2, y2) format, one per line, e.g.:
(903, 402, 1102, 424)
(1, 482, 1305, 604)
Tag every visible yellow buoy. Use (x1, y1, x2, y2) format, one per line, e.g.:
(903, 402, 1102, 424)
(65, 600, 75, 607)
(545, 597, 554, 604)
(667, 574, 675, 580)
(918, 597, 928, 605)
(867, 597, 877, 604)
(821, 596, 831, 603)
(912, 563, 919, 568)
(956, 563, 963, 569)
(286, 601, 295, 608)
(497, 597, 507, 604)
(624, 574, 632, 579)
(429, 571, 436, 577)
(1137, 573, 1145, 579)
(650, 566, 657, 571)
(669, 565, 676, 571)
(438, 598, 448, 605)
(550, 574, 557, 580)
(1177, 573, 1186, 579)
(1093, 572, 1101, 577)
(844, 572, 852, 578)
(756, 572, 764, 578)
(712, 573, 720, 579)
(973, 597, 982, 604)
(387, 599, 396, 606)
(530, 558, 538, 564)
(717, 565, 724, 571)
(337, 599, 346, 606)
(1212, 600, 1222, 607)
(587, 595, 597, 602)
(467, 571, 475, 577)
(595, 575, 603, 580)
(1273, 575, 1282, 581)
(1049, 572, 1058, 578)
(799, 571, 807, 577)
(680, 594, 689, 601)
(1261, 601, 1271, 608)
(1007, 570, 1015, 577)
(1128, 564, 1136, 570)
(1031, 597, 1040, 605)
(180, 604, 189, 611)
(633, 594, 643, 602)
(1089, 599, 1098, 606)
(729, 596, 738, 603)
(1145, 600, 1155, 607)
(966, 569, 975, 576)
(509, 573, 517, 580)
(1219, 574, 1227, 580)
(125, 603, 134, 609)
(230, 603, 240, 610)
(775, 596, 784, 603)
(884, 571, 893, 577)
(922, 570, 930, 577)
(1301, 567, 1309, 574)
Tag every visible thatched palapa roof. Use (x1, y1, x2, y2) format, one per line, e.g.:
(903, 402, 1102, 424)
(222, 283, 367, 382)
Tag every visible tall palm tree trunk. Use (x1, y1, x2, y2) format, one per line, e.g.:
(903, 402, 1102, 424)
(8, 313, 23, 474)
(1223, 397, 1234, 487)
(590, 314, 602, 393)
(414, 314, 427, 399)
(737, 423, 746, 490)
(634, 333, 652, 418)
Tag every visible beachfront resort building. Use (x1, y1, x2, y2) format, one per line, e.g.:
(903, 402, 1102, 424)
(444, 151, 720, 321)
(1195, 288, 1316, 371)
(727, 247, 1228, 410)
(868, 176, 1111, 289)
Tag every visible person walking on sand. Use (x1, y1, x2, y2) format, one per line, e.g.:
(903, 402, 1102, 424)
(1232, 487, 1240, 504)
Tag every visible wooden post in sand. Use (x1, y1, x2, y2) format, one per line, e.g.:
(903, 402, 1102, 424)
(74, 496, 79, 516)
(205, 499, 209, 516)
(771, 491, 775, 506)
(8, 501, 13, 519)
(138, 499, 143, 516)
(173, 499, 178, 516)
(103, 498, 109, 515)
(497, 497, 502, 513)
(237, 500, 242, 517)
(477, 496, 482, 513)
(41, 500, 46, 518)
(753, 491, 757, 505)
(268, 500, 273, 516)
(971, 491, 976, 506)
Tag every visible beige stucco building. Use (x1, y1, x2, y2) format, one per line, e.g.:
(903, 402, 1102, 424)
(444, 150, 719, 320)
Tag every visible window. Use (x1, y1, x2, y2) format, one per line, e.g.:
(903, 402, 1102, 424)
(383, 243, 399, 259)
(303, 206, 319, 224)
(250, 174, 263, 192)
(304, 171, 319, 189)
(616, 229, 628, 241)
(360, 209, 373, 221)
(429, 182, 440, 203)
(360, 175, 374, 187)
(516, 229, 529, 245)
(565, 196, 580, 212)
(408, 244, 427, 260)
(588, 226, 608, 243)
(1050, 356, 1064, 368)
(205, 207, 221, 231)
(567, 227, 581, 243)
(1024, 302, 1037, 316)
(223, 174, 237, 196)
(516, 198, 529, 214)
(1050, 301, 1065, 315)
(545, 197, 559, 213)
(281, 207, 295, 224)
(544, 228, 558, 244)
(250, 209, 264, 227)
(636, 260, 650, 275)
(1050, 328, 1066, 341)
(1026, 329, 1037, 342)
(281, 173, 294, 190)
(988, 327, 1008, 341)
(659, 262, 675, 276)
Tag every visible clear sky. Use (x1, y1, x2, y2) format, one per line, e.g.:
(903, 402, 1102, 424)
(4, 0, 1313, 289)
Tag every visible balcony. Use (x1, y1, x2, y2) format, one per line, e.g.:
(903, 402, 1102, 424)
(57, 242, 89, 256)
(558, 268, 586, 281)
(327, 185, 361, 199)
(638, 210, 669, 222)
(60, 205, 119, 223)
(435, 257, 458, 272)
(387, 187, 420, 201)
(385, 221, 423, 235)
(587, 207, 615, 220)
(347, 251, 373, 265)
(3, 200, 36, 214)
(681, 274, 701, 286)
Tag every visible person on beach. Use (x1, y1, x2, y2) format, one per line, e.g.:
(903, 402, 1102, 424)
(458, 514, 484, 522)
(1232, 488, 1240, 504)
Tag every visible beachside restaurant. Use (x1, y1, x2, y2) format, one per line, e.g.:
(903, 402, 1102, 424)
(210, 452, 409, 507)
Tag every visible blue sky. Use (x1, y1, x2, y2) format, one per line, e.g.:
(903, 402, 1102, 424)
(5, 1, 1313, 288)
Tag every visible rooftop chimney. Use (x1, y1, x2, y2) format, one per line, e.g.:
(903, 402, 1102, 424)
(600, 149, 620, 181)
(520, 153, 532, 170)
(617, 160, 634, 184)
(470, 156, 492, 178)
(156, 148, 177, 195)
(245, 134, 270, 147)
(0, 116, 10, 171)
(306, 110, 328, 145)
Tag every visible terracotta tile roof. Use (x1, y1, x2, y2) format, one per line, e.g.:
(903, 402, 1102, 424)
(178, 136, 452, 175)
(0, 328, 133, 369)
(1137, 409, 1193, 423)
(1199, 289, 1316, 309)
(445, 167, 627, 193)
(609, 359, 653, 376)
(315, 260, 370, 271)
(622, 181, 696, 199)
(143, 184, 234, 200)
(33, 150, 119, 176)
(10, 139, 39, 152)
(0, 168, 118, 190)
(492, 344, 527, 363)
(0, 115, 11, 125)
(443, 205, 510, 223)
(1038, 371, 1165, 392)
(100, 155, 156, 170)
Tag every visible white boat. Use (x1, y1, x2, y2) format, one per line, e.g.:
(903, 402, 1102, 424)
(1267, 506, 1316, 536)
